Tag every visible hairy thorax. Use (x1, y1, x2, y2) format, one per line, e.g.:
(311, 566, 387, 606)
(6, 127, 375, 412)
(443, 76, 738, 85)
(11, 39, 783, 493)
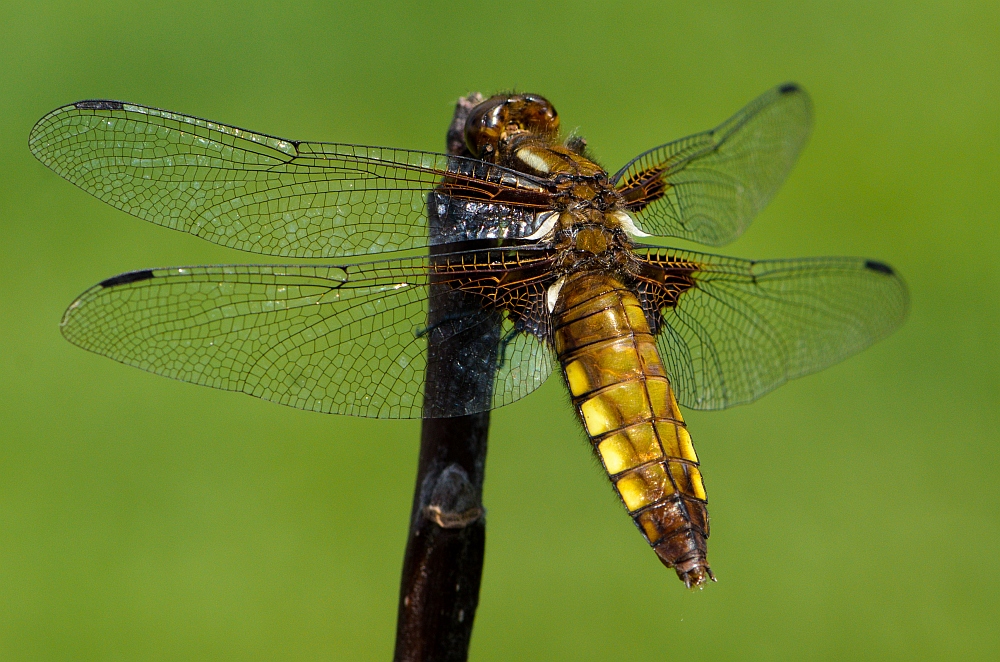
(462, 93, 648, 254)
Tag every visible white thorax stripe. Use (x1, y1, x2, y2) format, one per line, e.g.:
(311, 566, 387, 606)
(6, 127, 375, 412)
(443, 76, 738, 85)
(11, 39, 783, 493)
(609, 210, 651, 238)
(526, 211, 560, 240)
(516, 147, 551, 174)
(546, 276, 567, 314)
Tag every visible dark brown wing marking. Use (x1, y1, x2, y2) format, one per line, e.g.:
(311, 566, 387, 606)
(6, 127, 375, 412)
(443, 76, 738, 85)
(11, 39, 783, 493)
(433, 248, 559, 330)
(629, 252, 699, 328)
(629, 247, 908, 409)
(617, 164, 670, 213)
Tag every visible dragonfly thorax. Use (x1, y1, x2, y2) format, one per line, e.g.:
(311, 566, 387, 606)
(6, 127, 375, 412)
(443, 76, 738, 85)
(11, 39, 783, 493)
(573, 227, 612, 254)
(552, 217, 634, 265)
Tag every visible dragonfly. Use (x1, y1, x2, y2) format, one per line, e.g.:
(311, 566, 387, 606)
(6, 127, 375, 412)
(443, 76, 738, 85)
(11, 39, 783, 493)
(29, 84, 907, 587)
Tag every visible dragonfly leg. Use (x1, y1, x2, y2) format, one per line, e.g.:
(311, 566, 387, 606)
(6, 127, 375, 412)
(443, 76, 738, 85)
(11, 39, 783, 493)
(414, 311, 482, 339)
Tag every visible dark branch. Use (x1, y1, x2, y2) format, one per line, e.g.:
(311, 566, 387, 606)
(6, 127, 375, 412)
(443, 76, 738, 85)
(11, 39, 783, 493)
(393, 94, 494, 662)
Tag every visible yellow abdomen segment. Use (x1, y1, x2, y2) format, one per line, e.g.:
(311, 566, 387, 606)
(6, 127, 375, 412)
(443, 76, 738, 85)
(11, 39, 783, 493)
(553, 272, 713, 587)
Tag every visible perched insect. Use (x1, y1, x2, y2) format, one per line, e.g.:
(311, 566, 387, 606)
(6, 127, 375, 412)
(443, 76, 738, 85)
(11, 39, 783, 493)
(29, 84, 907, 587)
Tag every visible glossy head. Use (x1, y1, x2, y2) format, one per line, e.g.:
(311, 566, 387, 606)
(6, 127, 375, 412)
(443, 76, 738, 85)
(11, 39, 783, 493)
(464, 94, 559, 158)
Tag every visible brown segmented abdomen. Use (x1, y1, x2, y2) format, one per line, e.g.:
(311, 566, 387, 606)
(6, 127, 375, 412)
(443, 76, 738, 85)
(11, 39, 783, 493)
(552, 271, 713, 587)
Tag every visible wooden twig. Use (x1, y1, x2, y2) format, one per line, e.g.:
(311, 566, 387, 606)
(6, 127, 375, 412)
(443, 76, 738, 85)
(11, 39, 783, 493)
(393, 93, 494, 662)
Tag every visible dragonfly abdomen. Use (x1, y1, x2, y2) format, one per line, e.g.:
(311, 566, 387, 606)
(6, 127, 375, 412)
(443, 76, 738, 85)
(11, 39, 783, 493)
(552, 272, 713, 587)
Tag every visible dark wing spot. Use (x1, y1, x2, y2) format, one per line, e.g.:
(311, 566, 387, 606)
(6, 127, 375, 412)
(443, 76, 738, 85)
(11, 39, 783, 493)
(74, 100, 125, 110)
(778, 83, 800, 95)
(864, 260, 895, 276)
(100, 270, 155, 288)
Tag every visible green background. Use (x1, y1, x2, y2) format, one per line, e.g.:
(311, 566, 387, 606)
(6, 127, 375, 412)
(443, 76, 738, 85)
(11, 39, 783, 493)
(2, 1, 997, 659)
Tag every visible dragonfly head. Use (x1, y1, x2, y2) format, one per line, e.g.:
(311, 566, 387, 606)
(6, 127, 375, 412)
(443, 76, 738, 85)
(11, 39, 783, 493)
(464, 93, 559, 160)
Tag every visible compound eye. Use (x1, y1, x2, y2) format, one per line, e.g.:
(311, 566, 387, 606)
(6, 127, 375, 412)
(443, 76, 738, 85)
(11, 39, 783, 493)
(463, 94, 561, 158)
(464, 97, 508, 157)
(517, 96, 559, 134)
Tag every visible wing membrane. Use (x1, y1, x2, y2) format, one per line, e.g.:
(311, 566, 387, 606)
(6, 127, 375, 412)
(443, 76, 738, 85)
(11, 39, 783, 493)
(60, 250, 557, 418)
(633, 248, 908, 409)
(29, 101, 554, 257)
(613, 84, 812, 245)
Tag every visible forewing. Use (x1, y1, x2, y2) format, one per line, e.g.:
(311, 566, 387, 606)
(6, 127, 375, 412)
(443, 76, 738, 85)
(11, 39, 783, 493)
(613, 84, 812, 245)
(29, 101, 554, 257)
(633, 248, 908, 410)
(60, 251, 556, 419)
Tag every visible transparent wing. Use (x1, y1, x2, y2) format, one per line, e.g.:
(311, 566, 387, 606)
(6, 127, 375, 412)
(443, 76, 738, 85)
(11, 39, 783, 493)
(613, 84, 812, 245)
(633, 248, 907, 409)
(60, 250, 557, 419)
(29, 101, 555, 257)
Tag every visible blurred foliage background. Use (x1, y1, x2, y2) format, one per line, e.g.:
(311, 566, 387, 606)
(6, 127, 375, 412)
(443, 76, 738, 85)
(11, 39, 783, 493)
(1, 1, 998, 659)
